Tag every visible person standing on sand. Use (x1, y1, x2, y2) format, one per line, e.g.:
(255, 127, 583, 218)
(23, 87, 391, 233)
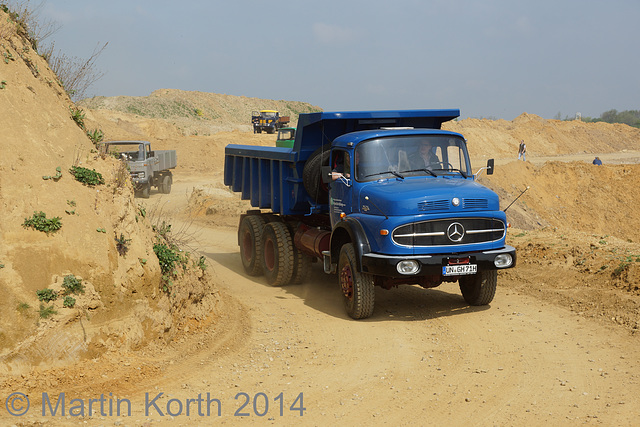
(518, 140, 526, 161)
(593, 156, 602, 165)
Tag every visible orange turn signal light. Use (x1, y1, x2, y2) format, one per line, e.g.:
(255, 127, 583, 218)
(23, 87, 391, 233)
(380, 229, 389, 236)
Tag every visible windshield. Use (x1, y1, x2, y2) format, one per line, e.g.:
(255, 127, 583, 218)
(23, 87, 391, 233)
(261, 112, 277, 118)
(355, 135, 470, 182)
(278, 129, 294, 140)
(103, 143, 145, 161)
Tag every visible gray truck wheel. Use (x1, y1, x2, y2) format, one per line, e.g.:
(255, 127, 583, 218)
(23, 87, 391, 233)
(160, 175, 172, 194)
(459, 270, 497, 305)
(239, 215, 266, 276)
(141, 182, 151, 198)
(261, 222, 294, 286)
(338, 243, 375, 319)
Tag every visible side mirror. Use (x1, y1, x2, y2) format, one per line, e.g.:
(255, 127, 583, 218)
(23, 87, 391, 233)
(474, 158, 495, 178)
(486, 159, 494, 175)
(321, 166, 332, 184)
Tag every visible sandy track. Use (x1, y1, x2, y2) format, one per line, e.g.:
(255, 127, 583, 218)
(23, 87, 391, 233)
(108, 177, 640, 425)
(4, 172, 639, 426)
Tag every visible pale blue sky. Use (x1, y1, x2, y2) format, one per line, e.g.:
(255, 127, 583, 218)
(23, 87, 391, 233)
(32, 0, 640, 119)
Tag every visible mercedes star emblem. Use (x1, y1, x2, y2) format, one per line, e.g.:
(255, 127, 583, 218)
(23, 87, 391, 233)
(447, 222, 465, 242)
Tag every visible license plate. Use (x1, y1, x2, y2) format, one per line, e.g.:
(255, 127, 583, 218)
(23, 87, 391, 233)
(442, 264, 477, 276)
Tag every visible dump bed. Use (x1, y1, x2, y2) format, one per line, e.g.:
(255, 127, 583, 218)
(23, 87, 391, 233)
(154, 150, 177, 171)
(224, 109, 460, 215)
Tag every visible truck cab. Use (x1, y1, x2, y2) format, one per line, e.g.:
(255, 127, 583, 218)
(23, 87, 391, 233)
(323, 129, 512, 292)
(252, 110, 290, 134)
(276, 127, 296, 148)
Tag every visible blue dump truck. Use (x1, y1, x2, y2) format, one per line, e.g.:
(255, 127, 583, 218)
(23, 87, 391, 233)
(224, 109, 516, 319)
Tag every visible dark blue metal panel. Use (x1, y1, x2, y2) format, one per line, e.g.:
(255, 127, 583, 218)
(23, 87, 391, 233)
(259, 158, 270, 209)
(270, 160, 280, 213)
(223, 155, 233, 186)
(241, 157, 250, 200)
(225, 144, 295, 161)
(232, 156, 242, 193)
(250, 157, 259, 206)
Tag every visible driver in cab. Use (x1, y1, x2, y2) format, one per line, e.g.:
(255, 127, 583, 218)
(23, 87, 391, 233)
(410, 141, 440, 170)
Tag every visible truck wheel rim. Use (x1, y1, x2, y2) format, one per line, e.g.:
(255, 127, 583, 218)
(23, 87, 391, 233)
(264, 238, 275, 271)
(242, 231, 253, 263)
(340, 265, 354, 300)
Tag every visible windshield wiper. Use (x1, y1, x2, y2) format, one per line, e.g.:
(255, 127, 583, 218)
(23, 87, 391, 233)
(431, 168, 469, 178)
(400, 168, 437, 177)
(364, 170, 405, 179)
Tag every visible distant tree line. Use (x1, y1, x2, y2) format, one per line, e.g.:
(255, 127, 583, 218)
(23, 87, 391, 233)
(556, 109, 640, 128)
(584, 109, 640, 128)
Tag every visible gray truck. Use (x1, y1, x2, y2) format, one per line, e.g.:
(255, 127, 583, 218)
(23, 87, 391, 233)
(100, 140, 177, 198)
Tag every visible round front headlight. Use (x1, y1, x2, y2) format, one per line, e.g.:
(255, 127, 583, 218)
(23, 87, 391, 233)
(397, 260, 420, 275)
(494, 254, 513, 268)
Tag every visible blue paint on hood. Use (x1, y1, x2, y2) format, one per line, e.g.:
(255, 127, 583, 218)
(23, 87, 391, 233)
(357, 176, 500, 216)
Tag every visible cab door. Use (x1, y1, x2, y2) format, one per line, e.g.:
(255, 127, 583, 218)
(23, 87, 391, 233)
(329, 149, 353, 228)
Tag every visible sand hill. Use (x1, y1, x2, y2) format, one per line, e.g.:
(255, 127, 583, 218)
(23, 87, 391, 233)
(0, 9, 218, 373)
(79, 89, 322, 137)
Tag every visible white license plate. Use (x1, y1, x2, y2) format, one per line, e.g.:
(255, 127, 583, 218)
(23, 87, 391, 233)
(442, 264, 477, 276)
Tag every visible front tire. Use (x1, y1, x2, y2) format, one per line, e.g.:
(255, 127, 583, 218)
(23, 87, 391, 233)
(459, 270, 497, 305)
(338, 244, 375, 319)
(239, 215, 266, 276)
(141, 182, 151, 199)
(261, 222, 294, 286)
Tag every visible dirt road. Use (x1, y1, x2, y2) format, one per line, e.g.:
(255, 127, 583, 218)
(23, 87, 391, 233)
(90, 176, 639, 426)
(4, 167, 640, 426)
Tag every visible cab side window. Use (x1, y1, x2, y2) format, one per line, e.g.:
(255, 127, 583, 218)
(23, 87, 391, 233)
(332, 150, 351, 178)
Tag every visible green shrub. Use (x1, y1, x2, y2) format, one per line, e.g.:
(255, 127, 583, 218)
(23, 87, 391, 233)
(195, 255, 207, 272)
(23, 211, 62, 234)
(86, 128, 104, 144)
(36, 288, 58, 303)
(70, 106, 85, 129)
(153, 242, 182, 275)
(69, 166, 104, 186)
(63, 296, 76, 308)
(39, 304, 57, 319)
(42, 166, 62, 181)
(62, 274, 85, 295)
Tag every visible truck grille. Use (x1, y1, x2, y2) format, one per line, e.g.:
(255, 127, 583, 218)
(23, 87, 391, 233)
(418, 200, 450, 211)
(417, 198, 489, 212)
(392, 217, 505, 247)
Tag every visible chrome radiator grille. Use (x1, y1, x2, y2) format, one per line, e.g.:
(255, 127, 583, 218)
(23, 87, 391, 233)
(392, 218, 505, 247)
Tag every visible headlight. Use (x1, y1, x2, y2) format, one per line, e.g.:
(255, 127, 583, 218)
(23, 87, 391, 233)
(397, 260, 420, 275)
(494, 254, 513, 268)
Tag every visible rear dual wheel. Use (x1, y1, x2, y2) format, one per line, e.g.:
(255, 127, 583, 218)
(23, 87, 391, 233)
(239, 215, 266, 276)
(261, 222, 295, 286)
(240, 216, 312, 286)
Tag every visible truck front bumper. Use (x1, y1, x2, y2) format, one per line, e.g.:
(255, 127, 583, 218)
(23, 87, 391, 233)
(361, 245, 516, 278)
(130, 171, 149, 185)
